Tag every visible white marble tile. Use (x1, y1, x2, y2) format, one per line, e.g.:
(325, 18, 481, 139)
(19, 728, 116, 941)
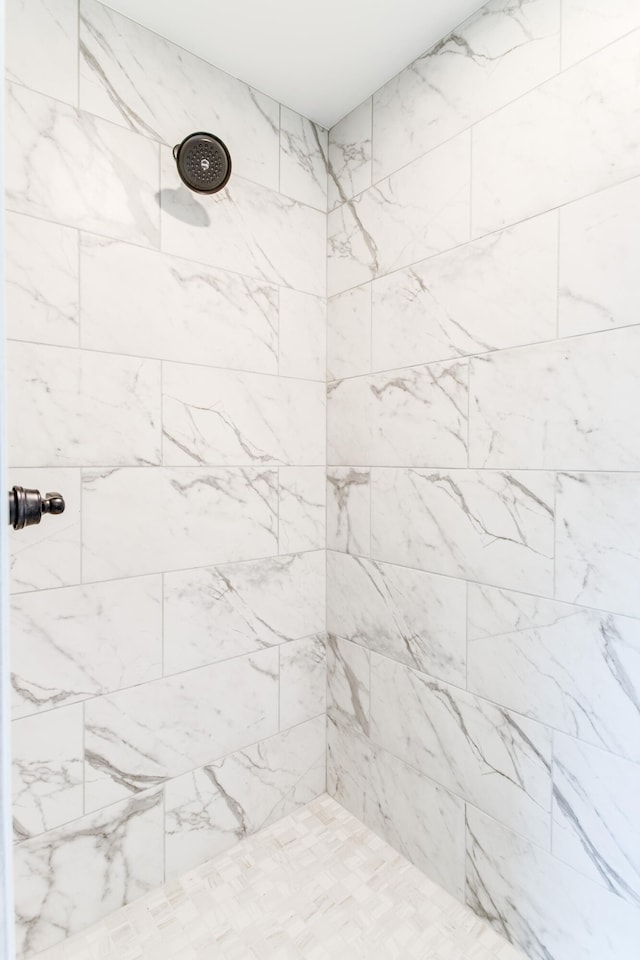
(372, 655, 552, 847)
(468, 585, 640, 764)
(80, 234, 278, 373)
(10, 576, 162, 719)
(162, 362, 324, 466)
(559, 176, 640, 337)
(326, 467, 370, 555)
(466, 804, 640, 960)
(14, 789, 164, 958)
(326, 716, 370, 822)
(12, 705, 83, 840)
(328, 132, 470, 296)
(279, 635, 326, 729)
(278, 288, 326, 381)
(79, 0, 279, 189)
(328, 98, 372, 211)
(553, 734, 640, 905)
(85, 649, 279, 811)
(5, 213, 78, 347)
(6, 0, 78, 105)
(472, 30, 640, 235)
(371, 468, 554, 595)
(82, 467, 278, 581)
(372, 212, 558, 370)
(160, 147, 325, 298)
(328, 360, 468, 467)
(278, 467, 326, 554)
(556, 472, 640, 618)
(326, 284, 371, 381)
(8, 468, 81, 593)
(373, 0, 560, 181)
(327, 551, 466, 685)
(470, 327, 640, 470)
(326, 635, 370, 736)
(9, 342, 161, 468)
(163, 552, 325, 675)
(279, 107, 327, 211)
(165, 716, 326, 879)
(562, 0, 640, 68)
(6, 83, 160, 248)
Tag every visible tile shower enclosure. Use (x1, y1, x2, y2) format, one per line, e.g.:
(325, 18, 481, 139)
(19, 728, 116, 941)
(5, 1, 640, 959)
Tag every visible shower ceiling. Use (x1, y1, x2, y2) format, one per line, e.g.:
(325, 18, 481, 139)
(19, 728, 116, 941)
(97, 0, 486, 128)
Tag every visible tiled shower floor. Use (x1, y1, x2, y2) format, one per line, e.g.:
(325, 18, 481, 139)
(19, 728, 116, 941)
(35, 795, 526, 960)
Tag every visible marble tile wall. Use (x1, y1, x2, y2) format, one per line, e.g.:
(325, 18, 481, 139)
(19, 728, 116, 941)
(5, 0, 327, 955)
(326, 2, 640, 959)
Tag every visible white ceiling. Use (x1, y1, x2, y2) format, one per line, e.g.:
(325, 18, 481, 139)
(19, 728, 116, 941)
(99, 0, 486, 129)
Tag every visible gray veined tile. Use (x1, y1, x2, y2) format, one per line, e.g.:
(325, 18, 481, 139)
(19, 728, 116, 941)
(6, 83, 160, 248)
(327, 284, 371, 381)
(10, 576, 162, 719)
(80, 234, 279, 374)
(14, 789, 164, 958)
(466, 805, 640, 960)
(552, 734, 640, 906)
(165, 716, 326, 879)
(328, 98, 372, 211)
(12, 705, 84, 840)
(163, 552, 325, 675)
(327, 551, 466, 685)
(327, 635, 371, 737)
(82, 467, 278, 581)
(8, 342, 162, 468)
(161, 361, 325, 466)
(6, 0, 78, 106)
(327, 132, 470, 296)
(559, 176, 640, 337)
(561, 0, 640, 68)
(278, 467, 326, 554)
(79, 0, 280, 189)
(469, 327, 640, 470)
(327, 467, 370, 555)
(326, 716, 371, 821)
(472, 30, 640, 235)
(371, 655, 552, 847)
(84, 649, 279, 811)
(373, 0, 560, 180)
(278, 288, 326, 381)
(467, 584, 640, 764)
(279, 107, 328, 212)
(371, 468, 554, 595)
(5, 213, 79, 348)
(279, 635, 326, 729)
(328, 360, 468, 467)
(371, 211, 558, 371)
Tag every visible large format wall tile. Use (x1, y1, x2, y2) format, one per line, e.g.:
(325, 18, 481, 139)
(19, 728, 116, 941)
(371, 468, 554, 595)
(469, 327, 640, 470)
(79, 0, 279, 189)
(371, 212, 558, 370)
(327, 635, 371, 736)
(279, 107, 327, 211)
(6, 83, 160, 247)
(327, 99, 372, 210)
(279, 635, 326, 729)
(82, 467, 278, 581)
(8, 342, 161, 468)
(371, 655, 552, 847)
(373, 0, 560, 180)
(467, 585, 640, 763)
(162, 362, 324, 466)
(163, 552, 325, 675)
(328, 361, 468, 467)
(561, 0, 640, 68)
(14, 789, 164, 958)
(466, 805, 640, 960)
(165, 716, 326, 878)
(328, 133, 470, 295)
(278, 289, 326, 381)
(326, 285, 371, 381)
(278, 467, 326, 553)
(80, 235, 279, 373)
(327, 551, 466, 685)
(327, 468, 370, 555)
(160, 148, 326, 298)
(85, 649, 279, 810)
(11, 576, 162, 719)
(472, 30, 640, 234)
(6, 0, 78, 105)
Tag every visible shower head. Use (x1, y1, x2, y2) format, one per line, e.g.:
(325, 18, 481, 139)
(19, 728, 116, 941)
(172, 132, 232, 194)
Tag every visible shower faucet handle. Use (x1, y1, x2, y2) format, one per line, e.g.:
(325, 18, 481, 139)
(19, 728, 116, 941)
(8, 486, 66, 530)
